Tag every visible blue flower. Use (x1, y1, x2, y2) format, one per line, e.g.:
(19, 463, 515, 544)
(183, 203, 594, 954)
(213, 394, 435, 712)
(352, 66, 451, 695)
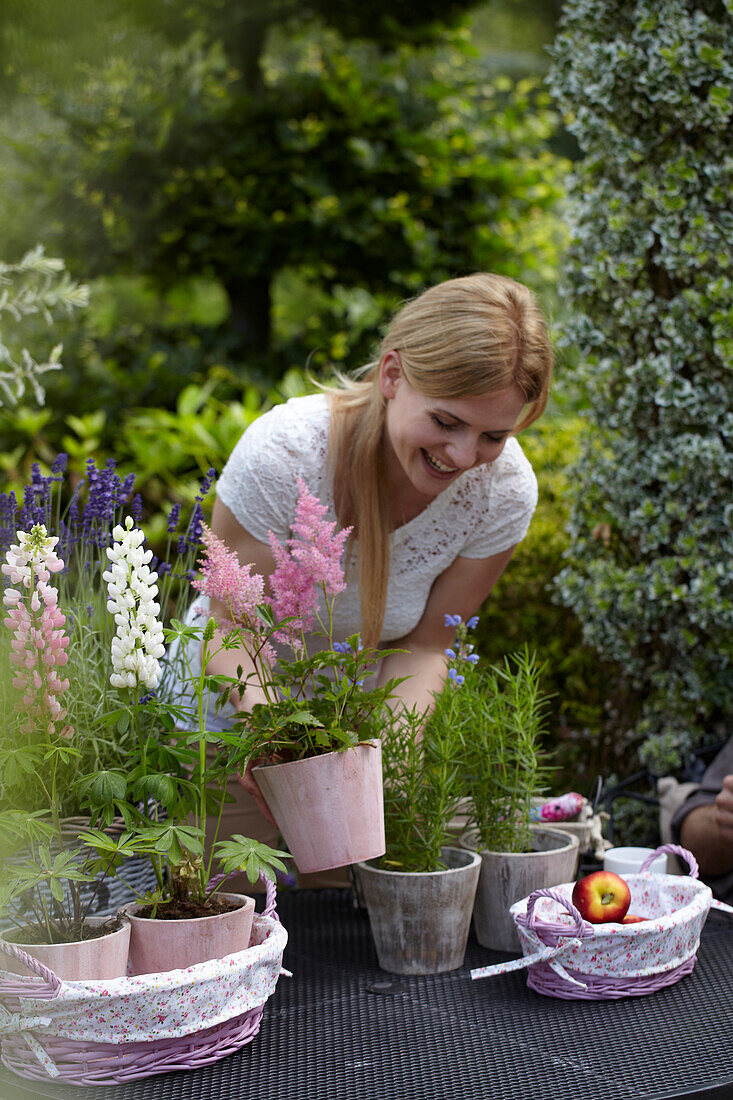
(466, 653, 479, 664)
(467, 615, 479, 629)
(120, 473, 136, 501)
(444, 613, 462, 627)
(195, 468, 217, 503)
(444, 648, 456, 659)
(332, 642, 350, 653)
(188, 503, 205, 544)
(167, 503, 181, 533)
(448, 668, 465, 686)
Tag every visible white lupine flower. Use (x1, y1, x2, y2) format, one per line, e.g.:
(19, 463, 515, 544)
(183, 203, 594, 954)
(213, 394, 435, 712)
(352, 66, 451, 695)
(103, 516, 165, 693)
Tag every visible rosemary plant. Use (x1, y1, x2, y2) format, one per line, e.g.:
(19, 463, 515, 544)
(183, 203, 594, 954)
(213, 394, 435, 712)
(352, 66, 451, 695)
(464, 645, 554, 854)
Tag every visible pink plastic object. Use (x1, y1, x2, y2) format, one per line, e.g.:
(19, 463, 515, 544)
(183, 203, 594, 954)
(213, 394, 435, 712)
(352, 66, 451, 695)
(253, 740, 385, 873)
(530, 792, 584, 822)
(125, 892, 255, 975)
(471, 844, 733, 1000)
(0, 878, 287, 1085)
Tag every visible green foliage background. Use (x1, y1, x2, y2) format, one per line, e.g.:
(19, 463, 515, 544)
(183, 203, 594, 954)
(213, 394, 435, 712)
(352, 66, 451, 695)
(548, 0, 733, 778)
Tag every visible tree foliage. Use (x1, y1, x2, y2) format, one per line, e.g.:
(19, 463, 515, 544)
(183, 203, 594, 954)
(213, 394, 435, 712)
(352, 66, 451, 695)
(12, 4, 567, 385)
(548, 0, 733, 774)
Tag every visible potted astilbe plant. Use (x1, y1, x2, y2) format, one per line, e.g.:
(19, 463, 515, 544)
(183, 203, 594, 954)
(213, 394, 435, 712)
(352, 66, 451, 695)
(457, 636, 579, 953)
(191, 479, 403, 874)
(353, 614, 481, 976)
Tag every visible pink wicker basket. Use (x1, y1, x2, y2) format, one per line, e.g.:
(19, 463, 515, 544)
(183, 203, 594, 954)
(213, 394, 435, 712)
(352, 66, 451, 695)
(471, 844, 733, 999)
(0, 878, 288, 1085)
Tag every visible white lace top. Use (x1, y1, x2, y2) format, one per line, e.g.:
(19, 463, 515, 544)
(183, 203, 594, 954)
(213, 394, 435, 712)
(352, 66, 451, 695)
(215, 393, 537, 644)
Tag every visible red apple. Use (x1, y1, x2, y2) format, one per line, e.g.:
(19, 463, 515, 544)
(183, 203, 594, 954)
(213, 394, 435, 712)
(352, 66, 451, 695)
(621, 913, 647, 924)
(571, 871, 631, 924)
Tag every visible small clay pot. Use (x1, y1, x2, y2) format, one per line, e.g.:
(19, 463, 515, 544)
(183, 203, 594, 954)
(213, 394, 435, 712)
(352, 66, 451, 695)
(253, 740, 385, 874)
(354, 846, 481, 975)
(0, 916, 131, 981)
(124, 892, 255, 975)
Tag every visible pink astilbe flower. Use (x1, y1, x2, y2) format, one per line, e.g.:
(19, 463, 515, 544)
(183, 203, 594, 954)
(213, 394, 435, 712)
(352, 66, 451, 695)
(2, 524, 73, 740)
(192, 526, 275, 662)
(268, 478, 351, 643)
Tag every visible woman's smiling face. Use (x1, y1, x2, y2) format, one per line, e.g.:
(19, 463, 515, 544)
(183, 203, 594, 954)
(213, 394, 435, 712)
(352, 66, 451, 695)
(380, 352, 526, 508)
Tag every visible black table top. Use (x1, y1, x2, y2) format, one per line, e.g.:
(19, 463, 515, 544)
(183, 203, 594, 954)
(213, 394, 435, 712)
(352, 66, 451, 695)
(2, 889, 733, 1100)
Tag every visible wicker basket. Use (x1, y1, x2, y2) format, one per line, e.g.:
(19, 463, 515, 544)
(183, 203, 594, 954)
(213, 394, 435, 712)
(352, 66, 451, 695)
(0, 878, 288, 1085)
(471, 844, 733, 999)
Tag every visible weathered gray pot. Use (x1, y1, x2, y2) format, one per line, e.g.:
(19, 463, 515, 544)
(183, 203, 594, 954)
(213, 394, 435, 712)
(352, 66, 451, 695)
(353, 846, 481, 975)
(467, 826, 579, 954)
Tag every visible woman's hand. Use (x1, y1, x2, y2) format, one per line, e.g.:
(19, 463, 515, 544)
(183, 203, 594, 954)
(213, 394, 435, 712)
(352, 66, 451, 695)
(237, 759, 279, 827)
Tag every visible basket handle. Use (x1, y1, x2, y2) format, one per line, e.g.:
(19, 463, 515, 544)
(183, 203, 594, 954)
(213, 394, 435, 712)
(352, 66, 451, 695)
(261, 874, 278, 920)
(209, 871, 279, 920)
(639, 843, 699, 879)
(524, 888, 593, 940)
(0, 939, 63, 997)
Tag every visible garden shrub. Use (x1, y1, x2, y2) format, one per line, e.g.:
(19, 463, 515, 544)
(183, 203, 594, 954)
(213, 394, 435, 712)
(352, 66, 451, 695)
(22, 17, 568, 389)
(548, 0, 733, 775)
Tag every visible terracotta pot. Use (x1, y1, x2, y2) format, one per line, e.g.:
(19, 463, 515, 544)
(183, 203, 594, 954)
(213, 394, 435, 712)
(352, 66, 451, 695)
(353, 846, 481, 975)
(124, 892, 256, 976)
(466, 825, 579, 953)
(0, 915, 130, 981)
(253, 740, 385, 874)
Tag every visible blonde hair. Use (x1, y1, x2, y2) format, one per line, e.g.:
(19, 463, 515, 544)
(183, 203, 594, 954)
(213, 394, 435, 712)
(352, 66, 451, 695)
(327, 273, 553, 648)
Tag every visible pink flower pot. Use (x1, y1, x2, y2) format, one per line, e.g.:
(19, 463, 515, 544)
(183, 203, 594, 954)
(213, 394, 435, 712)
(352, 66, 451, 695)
(124, 893, 256, 975)
(0, 916, 131, 981)
(253, 740, 385, 874)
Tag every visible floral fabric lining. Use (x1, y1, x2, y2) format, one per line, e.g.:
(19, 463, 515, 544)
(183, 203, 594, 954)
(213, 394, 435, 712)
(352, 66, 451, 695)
(511, 875, 712, 978)
(0, 915, 287, 1045)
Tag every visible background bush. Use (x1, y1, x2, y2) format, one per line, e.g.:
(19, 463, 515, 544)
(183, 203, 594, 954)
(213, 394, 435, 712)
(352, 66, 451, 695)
(548, 0, 733, 779)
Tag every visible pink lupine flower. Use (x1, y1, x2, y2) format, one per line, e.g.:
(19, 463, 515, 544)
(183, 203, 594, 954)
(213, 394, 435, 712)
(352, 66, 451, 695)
(2, 524, 73, 740)
(268, 478, 351, 642)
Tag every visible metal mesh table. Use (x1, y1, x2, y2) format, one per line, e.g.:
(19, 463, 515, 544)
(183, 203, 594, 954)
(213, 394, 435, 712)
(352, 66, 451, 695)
(2, 888, 732, 1100)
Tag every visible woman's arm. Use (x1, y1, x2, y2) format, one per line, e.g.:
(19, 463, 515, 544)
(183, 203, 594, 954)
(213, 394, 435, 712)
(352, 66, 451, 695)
(377, 545, 517, 712)
(679, 775, 733, 878)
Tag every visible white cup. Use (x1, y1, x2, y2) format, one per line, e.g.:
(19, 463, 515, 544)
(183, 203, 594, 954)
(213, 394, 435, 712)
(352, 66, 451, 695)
(604, 846, 667, 876)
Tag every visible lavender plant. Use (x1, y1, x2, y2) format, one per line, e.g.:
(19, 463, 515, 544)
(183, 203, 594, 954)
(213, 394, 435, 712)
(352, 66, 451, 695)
(0, 456, 213, 816)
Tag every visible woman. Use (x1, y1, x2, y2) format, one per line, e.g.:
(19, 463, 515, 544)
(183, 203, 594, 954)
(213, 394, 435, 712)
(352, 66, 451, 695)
(186, 272, 553, 879)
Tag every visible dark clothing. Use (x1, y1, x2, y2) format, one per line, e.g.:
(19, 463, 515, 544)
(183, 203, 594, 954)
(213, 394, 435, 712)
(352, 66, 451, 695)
(671, 739, 733, 905)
